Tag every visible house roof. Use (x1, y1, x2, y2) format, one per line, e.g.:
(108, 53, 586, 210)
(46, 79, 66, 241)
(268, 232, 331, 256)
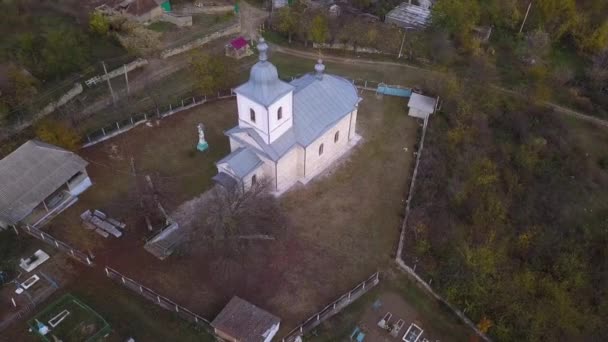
(217, 147, 263, 178)
(408, 93, 437, 113)
(234, 38, 295, 107)
(0, 140, 88, 225)
(230, 37, 249, 50)
(385, 3, 431, 29)
(290, 72, 360, 146)
(211, 296, 280, 342)
(125, 0, 159, 16)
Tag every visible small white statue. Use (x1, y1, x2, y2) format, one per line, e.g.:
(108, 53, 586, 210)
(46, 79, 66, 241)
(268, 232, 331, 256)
(197, 123, 208, 151)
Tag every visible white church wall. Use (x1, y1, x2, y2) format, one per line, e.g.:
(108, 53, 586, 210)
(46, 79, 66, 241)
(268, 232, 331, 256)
(276, 146, 304, 191)
(304, 113, 353, 179)
(237, 94, 270, 143)
(349, 108, 358, 140)
(268, 92, 294, 143)
(228, 136, 241, 152)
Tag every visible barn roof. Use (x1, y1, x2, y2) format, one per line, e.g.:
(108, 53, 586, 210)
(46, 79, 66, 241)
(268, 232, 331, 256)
(0, 140, 87, 224)
(212, 296, 280, 342)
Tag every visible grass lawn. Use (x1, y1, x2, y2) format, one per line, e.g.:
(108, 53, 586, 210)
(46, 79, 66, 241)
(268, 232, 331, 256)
(6, 272, 214, 342)
(45, 98, 237, 250)
(19, 56, 476, 341)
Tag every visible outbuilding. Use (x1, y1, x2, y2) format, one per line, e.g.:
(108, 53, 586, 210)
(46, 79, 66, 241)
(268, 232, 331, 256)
(211, 296, 281, 342)
(0, 140, 92, 229)
(407, 93, 437, 119)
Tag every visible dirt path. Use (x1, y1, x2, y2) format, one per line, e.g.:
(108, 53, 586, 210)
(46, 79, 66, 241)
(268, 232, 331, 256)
(271, 43, 608, 128)
(239, 0, 270, 40)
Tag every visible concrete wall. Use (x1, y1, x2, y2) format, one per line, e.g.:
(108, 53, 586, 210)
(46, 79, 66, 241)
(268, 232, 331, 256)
(160, 23, 240, 58)
(304, 113, 353, 179)
(36, 83, 83, 119)
(312, 42, 388, 55)
(158, 13, 193, 27)
(85, 58, 148, 87)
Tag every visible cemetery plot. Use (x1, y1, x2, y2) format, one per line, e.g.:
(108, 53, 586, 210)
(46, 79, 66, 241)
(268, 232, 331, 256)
(28, 294, 110, 342)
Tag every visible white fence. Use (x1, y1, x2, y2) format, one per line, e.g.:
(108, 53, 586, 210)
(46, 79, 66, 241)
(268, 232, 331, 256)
(281, 272, 380, 342)
(105, 267, 214, 333)
(83, 89, 235, 148)
(20, 225, 94, 266)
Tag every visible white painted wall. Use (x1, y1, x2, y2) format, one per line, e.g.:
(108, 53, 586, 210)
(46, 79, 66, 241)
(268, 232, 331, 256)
(349, 108, 358, 140)
(236, 92, 294, 144)
(276, 146, 303, 191)
(304, 112, 353, 179)
(237, 94, 270, 142)
(267, 92, 293, 143)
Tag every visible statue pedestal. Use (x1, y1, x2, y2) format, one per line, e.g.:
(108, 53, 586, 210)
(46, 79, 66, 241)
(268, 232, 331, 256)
(197, 141, 209, 151)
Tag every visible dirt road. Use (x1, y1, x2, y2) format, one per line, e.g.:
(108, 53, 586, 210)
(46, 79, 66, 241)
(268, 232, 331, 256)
(271, 43, 608, 128)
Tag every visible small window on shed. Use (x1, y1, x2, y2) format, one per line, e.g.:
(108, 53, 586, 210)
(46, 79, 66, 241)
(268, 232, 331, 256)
(319, 143, 324, 156)
(250, 109, 256, 122)
(251, 174, 257, 185)
(277, 107, 283, 120)
(334, 131, 340, 143)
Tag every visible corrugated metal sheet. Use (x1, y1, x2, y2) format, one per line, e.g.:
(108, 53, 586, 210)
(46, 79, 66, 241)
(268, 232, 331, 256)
(217, 147, 263, 178)
(0, 140, 88, 224)
(385, 3, 431, 29)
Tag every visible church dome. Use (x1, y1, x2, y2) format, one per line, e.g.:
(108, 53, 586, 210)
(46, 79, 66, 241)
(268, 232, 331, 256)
(249, 38, 280, 86)
(234, 38, 295, 106)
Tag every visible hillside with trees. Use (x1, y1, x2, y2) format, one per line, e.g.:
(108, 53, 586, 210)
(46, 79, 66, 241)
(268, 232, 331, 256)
(404, 69, 608, 340)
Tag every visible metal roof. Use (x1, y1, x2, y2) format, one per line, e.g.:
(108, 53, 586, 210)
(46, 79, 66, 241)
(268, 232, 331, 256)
(211, 296, 280, 342)
(0, 140, 88, 224)
(291, 73, 360, 146)
(216, 147, 263, 179)
(234, 38, 295, 107)
(226, 126, 297, 162)
(408, 93, 437, 113)
(385, 2, 431, 29)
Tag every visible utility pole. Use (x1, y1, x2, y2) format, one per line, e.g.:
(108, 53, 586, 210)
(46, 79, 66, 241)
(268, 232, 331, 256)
(124, 64, 130, 95)
(398, 29, 407, 59)
(102, 61, 116, 106)
(519, 1, 533, 34)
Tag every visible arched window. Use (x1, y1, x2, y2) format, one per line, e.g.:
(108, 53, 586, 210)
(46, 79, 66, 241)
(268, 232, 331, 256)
(334, 131, 340, 143)
(318, 143, 324, 156)
(250, 108, 256, 123)
(277, 107, 283, 120)
(251, 174, 257, 185)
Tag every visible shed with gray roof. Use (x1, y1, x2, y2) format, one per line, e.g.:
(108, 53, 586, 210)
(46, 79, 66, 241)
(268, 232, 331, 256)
(0, 140, 92, 229)
(212, 296, 281, 342)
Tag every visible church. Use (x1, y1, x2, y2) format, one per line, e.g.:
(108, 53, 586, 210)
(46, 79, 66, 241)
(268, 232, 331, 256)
(213, 38, 362, 194)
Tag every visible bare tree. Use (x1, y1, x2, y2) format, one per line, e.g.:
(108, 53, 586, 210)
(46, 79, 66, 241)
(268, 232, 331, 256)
(183, 179, 289, 253)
